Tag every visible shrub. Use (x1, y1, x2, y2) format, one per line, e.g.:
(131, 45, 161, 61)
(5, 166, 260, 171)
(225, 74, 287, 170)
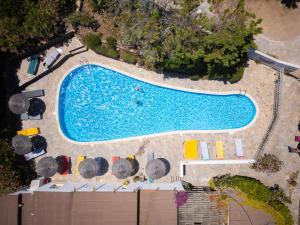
(211, 175, 294, 225)
(83, 33, 102, 50)
(120, 51, 138, 64)
(287, 170, 299, 187)
(66, 12, 98, 30)
(95, 45, 119, 59)
(251, 154, 283, 174)
(189, 75, 200, 81)
(229, 66, 244, 83)
(175, 191, 189, 208)
(106, 36, 117, 50)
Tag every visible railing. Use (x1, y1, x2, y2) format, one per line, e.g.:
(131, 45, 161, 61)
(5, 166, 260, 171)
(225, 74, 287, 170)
(255, 67, 283, 159)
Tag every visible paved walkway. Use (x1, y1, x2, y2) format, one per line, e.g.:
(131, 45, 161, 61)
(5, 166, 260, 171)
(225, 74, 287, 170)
(255, 34, 300, 66)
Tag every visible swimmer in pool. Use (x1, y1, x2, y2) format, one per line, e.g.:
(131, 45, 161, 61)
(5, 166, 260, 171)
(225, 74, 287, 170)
(136, 100, 142, 106)
(135, 86, 141, 91)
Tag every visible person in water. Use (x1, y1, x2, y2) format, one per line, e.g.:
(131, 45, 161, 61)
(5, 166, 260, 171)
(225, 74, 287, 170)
(135, 86, 141, 91)
(136, 100, 142, 106)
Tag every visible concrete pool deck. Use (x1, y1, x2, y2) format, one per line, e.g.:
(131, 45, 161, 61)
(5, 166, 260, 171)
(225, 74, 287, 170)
(17, 37, 276, 184)
(17, 38, 300, 217)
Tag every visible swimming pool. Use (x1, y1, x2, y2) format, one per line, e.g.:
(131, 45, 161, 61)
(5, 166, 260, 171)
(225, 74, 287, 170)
(58, 64, 257, 142)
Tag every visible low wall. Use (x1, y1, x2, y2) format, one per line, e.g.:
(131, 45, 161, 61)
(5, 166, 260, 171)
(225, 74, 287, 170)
(248, 49, 300, 72)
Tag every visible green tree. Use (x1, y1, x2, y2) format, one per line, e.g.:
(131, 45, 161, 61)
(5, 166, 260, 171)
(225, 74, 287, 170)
(251, 154, 283, 174)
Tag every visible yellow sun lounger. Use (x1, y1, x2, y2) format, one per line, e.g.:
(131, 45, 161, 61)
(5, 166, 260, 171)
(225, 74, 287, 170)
(17, 127, 39, 136)
(216, 141, 224, 159)
(184, 140, 198, 160)
(76, 155, 86, 175)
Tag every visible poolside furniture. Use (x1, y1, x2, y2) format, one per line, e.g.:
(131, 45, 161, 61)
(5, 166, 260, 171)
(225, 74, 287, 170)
(112, 158, 132, 179)
(216, 141, 224, 160)
(56, 156, 71, 175)
(24, 148, 46, 161)
(295, 136, 300, 142)
(20, 112, 42, 121)
(76, 155, 86, 175)
(200, 141, 210, 160)
(234, 139, 244, 158)
(27, 55, 39, 75)
(22, 89, 45, 99)
(12, 135, 32, 155)
(17, 127, 40, 136)
(127, 154, 135, 174)
(184, 140, 198, 160)
(44, 48, 62, 68)
(147, 152, 154, 162)
(37, 156, 58, 178)
(79, 158, 99, 179)
(8, 93, 30, 115)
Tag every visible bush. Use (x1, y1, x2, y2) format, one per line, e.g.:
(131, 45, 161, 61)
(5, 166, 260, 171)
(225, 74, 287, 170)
(66, 12, 98, 30)
(211, 175, 294, 225)
(229, 66, 244, 83)
(95, 45, 119, 59)
(106, 36, 117, 50)
(251, 154, 283, 174)
(83, 33, 102, 50)
(120, 51, 138, 64)
(189, 75, 200, 81)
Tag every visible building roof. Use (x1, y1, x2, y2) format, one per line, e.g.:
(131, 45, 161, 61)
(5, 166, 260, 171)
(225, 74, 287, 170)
(0, 190, 177, 225)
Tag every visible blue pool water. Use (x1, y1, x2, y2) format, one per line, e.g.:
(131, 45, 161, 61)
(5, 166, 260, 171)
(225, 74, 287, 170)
(58, 65, 257, 142)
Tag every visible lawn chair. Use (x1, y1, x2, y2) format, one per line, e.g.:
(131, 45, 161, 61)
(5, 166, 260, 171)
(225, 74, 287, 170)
(22, 89, 45, 99)
(76, 155, 86, 175)
(234, 139, 244, 158)
(216, 141, 224, 160)
(200, 141, 210, 160)
(24, 148, 46, 161)
(20, 112, 42, 121)
(44, 48, 62, 68)
(184, 140, 198, 160)
(27, 55, 39, 75)
(17, 127, 39, 136)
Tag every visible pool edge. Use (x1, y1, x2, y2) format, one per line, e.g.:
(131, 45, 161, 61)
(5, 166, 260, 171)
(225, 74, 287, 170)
(55, 63, 259, 145)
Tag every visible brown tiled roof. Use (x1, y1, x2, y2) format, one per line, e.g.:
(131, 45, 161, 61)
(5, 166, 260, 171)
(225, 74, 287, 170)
(0, 190, 177, 225)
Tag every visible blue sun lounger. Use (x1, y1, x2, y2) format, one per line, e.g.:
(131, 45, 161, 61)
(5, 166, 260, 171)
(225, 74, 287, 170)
(27, 55, 39, 75)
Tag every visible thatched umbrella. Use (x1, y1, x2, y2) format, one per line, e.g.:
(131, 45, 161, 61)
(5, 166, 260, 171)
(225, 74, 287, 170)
(79, 158, 99, 179)
(37, 156, 58, 178)
(146, 159, 167, 180)
(11, 135, 32, 155)
(112, 158, 132, 179)
(8, 93, 29, 114)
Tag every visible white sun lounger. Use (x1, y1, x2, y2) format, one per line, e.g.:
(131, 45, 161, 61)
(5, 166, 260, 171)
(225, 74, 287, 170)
(44, 48, 62, 68)
(22, 89, 45, 98)
(235, 139, 244, 158)
(24, 148, 46, 161)
(200, 142, 210, 160)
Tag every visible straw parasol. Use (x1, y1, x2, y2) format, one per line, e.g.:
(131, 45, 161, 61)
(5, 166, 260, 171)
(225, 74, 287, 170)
(146, 159, 167, 180)
(79, 158, 99, 179)
(36, 156, 58, 178)
(11, 135, 32, 155)
(8, 93, 29, 114)
(112, 158, 132, 179)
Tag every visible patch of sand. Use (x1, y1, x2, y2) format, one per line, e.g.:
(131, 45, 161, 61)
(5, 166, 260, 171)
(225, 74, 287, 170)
(246, 0, 300, 41)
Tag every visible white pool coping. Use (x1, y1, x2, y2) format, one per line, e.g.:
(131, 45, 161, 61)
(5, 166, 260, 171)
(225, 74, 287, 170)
(55, 62, 260, 145)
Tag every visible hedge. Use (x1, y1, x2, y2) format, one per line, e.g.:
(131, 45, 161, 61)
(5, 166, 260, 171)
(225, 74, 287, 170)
(83, 33, 101, 50)
(95, 46, 119, 59)
(210, 175, 294, 225)
(120, 51, 138, 64)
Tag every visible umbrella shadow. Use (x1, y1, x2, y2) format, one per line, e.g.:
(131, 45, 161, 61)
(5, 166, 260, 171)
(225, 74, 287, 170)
(31, 135, 47, 150)
(158, 158, 171, 176)
(28, 98, 46, 116)
(132, 159, 140, 176)
(95, 157, 109, 176)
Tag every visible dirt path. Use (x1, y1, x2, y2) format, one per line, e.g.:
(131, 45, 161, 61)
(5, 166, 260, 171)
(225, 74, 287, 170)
(246, 0, 300, 41)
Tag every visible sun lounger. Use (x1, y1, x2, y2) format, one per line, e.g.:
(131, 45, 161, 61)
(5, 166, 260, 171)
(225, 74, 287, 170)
(200, 142, 210, 160)
(295, 136, 300, 142)
(24, 148, 46, 161)
(184, 140, 198, 160)
(76, 155, 86, 175)
(17, 127, 39, 136)
(147, 152, 154, 162)
(22, 89, 45, 98)
(20, 112, 42, 121)
(44, 48, 62, 68)
(27, 55, 39, 75)
(216, 141, 224, 160)
(234, 139, 244, 158)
